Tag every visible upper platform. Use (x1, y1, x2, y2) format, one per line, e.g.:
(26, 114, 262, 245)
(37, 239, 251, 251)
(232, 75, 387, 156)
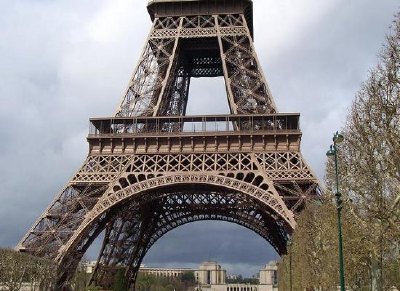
(147, 0, 254, 37)
(87, 114, 302, 154)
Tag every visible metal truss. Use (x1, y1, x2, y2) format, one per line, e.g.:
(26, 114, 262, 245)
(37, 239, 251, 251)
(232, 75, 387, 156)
(17, 1, 321, 289)
(116, 13, 276, 117)
(90, 189, 289, 288)
(18, 149, 318, 287)
(17, 183, 108, 259)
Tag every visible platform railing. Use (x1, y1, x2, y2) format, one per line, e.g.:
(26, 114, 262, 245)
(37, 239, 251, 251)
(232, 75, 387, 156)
(88, 114, 300, 136)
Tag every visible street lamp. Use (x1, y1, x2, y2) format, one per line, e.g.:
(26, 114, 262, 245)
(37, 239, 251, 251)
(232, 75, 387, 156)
(326, 131, 346, 291)
(287, 239, 293, 291)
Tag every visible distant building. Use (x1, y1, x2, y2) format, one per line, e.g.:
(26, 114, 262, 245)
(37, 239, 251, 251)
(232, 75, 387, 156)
(195, 261, 226, 285)
(194, 261, 278, 291)
(259, 262, 278, 290)
(140, 265, 196, 278)
(80, 261, 196, 278)
(223, 284, 259, 291)
(226, 274, 239, 281)
(78, 260, 278, 291)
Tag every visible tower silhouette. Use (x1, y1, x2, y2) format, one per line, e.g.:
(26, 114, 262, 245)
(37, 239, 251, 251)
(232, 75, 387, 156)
(17, 0, 320, 288)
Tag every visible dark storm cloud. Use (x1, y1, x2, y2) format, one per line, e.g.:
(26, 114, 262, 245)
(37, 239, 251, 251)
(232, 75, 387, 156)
(145, 222, 276, 263)
(0, 0, 147, 247)
(0, 0, 398, 276)
(255, 0, 399, 178)
(142, 221, 278, 277)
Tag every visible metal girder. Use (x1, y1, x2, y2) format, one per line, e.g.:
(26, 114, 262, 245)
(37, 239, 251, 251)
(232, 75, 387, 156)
(116, 13, 276, 117)
(90, 189, 289, 289)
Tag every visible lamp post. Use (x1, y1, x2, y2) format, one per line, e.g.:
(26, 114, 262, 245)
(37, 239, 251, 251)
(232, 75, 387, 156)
(326, 131, 346, 291)
(287, 239, 293, 291)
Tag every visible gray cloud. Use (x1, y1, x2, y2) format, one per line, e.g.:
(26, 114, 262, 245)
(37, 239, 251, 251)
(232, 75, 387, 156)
(142, 221, 278, 277)
(256, 0, 399, 178)
(0, 0, 398, 276)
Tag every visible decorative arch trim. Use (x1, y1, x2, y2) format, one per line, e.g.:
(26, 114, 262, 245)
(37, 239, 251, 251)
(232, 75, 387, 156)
(57, 173, 295, 262)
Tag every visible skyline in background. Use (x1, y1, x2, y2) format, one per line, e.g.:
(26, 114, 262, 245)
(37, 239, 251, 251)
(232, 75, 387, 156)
(0, 0, 398, 277)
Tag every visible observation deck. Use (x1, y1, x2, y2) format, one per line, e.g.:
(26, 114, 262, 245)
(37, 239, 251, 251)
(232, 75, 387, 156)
(147, 0, 254, 38)
(87, 114, 301, 154)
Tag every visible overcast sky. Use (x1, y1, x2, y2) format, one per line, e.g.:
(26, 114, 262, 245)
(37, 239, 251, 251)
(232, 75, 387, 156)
(0, 0, 398, 277)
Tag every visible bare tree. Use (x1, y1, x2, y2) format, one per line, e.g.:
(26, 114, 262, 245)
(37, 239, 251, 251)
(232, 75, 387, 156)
(0, 248, 56, 291)
(279, 10, 400, 290)
(337, 11, 400, 290)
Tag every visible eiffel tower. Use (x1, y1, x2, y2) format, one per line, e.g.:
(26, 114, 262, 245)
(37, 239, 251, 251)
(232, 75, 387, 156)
(17, 0, 320, 288)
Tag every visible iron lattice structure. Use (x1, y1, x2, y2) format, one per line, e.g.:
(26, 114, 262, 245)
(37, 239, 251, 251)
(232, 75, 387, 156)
(17, 0, 320, 289)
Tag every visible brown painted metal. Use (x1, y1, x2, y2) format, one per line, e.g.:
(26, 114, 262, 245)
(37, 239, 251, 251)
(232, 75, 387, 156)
(17, 0, 320, 289)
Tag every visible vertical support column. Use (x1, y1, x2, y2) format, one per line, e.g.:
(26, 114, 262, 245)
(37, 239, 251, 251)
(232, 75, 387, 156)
(115, 17, 183, 117)
(216, 14, 277, 115)
(215, 15, 239, 115)
(114, 21, 157, 117)
(153, 17, 184, 116)
(240, 14, 277, 112)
